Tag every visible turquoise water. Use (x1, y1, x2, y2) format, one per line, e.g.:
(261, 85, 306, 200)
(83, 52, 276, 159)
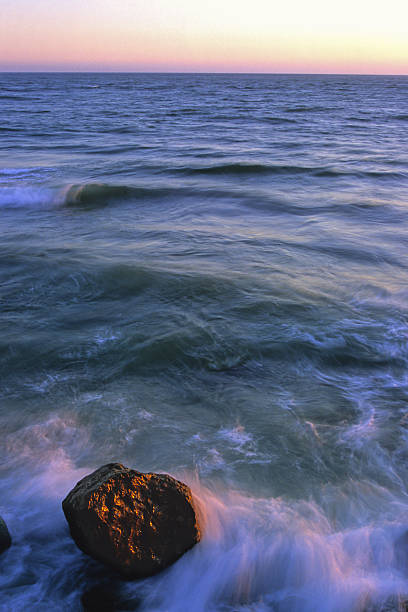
(1, 73, 408, 611)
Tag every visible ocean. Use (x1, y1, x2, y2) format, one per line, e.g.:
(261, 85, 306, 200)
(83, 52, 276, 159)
(0, 72, 408, 611)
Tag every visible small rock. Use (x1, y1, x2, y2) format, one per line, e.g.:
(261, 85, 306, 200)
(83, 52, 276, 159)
(81, 586, 117, 612)
(63, 463, 200, 578)
(0, 516, 11, 554)
(81, 584, 141, 612)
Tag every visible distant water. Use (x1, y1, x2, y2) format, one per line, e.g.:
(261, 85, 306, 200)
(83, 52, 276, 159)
(1, 73, 408, 612)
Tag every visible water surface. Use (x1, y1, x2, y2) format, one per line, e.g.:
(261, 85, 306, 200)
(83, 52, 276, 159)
(1, 73, 408, 611)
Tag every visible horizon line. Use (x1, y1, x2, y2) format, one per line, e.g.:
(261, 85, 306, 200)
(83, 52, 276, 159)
(1, 70, 407, 77)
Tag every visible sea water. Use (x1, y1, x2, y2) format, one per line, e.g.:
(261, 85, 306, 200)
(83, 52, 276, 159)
(0, 73, 408, 611)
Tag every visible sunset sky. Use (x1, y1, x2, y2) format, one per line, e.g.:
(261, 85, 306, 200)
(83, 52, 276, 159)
(1, 0, 407, 74)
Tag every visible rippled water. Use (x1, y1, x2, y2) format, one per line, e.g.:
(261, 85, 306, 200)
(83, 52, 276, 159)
(1, 73, 408, 611)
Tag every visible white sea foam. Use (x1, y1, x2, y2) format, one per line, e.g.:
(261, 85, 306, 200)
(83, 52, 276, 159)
(121, 480, 408, 612)
(217, 424, 254, 451)
(1, 423, 407, 611)
(0, 182, 112, 209)
(0, 186, 57, 209)
(25, 373, 72, 394)
(0, 415, 92, 609)
(94, 329, 121, 346)
(137, 409, 154, 421)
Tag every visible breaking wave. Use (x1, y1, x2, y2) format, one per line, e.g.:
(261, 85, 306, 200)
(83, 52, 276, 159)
(0, 182, 177, 210)
(0, 186, 56, 209)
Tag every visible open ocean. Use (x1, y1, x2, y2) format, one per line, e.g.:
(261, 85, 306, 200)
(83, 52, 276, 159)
(1, 73, 408, 612)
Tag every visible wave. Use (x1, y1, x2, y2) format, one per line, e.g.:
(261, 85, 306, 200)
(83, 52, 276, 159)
(62, 182, 183, 208)
(0, 94, 27, 101)
(0, 94, 40, 101)
(0, 126, 25, 132)
(176, 163, 407, 180)
(0, 186, 55, 209)
(0, 182, 177, 210)
(263, 116, 298, 124)
(347, 116, 372, 123)
(178, 163, 314, 176)
(62, 183, 135, 207)
(1, 172, 406, 211)
(284, 106, 335, 113)
(166, 108, 200, 116)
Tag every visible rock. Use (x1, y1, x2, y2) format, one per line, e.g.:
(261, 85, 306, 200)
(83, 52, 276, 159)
(0, 516, 11, 554)
(81, 585, 117, 612)
(81, 583, 141, 611)
(63, 463, 200, 578)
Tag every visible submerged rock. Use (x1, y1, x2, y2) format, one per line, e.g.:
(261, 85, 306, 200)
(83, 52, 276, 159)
(81, 583, 141, 611)
(0, 516, 11, 554)
(62, 463, 200, 578)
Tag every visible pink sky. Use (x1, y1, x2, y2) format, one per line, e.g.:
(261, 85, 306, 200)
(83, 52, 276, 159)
(1, 0, 407, 73)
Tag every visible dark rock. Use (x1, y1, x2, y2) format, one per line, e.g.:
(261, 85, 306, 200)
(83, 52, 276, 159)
(81, 583, 141, 611)
(0, 516, 11, 554)
(81, 585, 117, 612)
(63, 463, 200, 578)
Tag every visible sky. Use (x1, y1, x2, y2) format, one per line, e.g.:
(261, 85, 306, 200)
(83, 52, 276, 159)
(0, 0, 407, 74)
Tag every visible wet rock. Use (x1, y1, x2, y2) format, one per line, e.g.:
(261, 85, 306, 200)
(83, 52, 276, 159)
(0, 516, 11, 554)
(81, 585, 117, 612)
(81, 583, 141, 611)
(63, 463, 200, 578)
